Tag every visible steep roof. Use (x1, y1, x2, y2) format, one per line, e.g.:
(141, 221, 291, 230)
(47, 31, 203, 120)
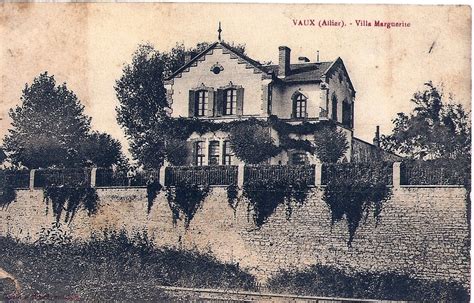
(262, 61, 334, 83)
(165, 42, 349, 87)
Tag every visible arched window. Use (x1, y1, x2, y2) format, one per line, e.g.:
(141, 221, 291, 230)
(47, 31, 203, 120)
(224, 89, 237, 115)
(331, 93, 338, 121)
(292, 93, 307, 119)
(195, 90, 208, 117)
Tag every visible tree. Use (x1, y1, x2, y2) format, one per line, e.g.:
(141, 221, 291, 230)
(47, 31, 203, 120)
(115, 41, 246, 169)
(313, 125, 349, 163)
(3, 72, 127, 169)
(380, 82, 470, 160)
(81, 132, 128, 169)
(228, 120, 280, 164)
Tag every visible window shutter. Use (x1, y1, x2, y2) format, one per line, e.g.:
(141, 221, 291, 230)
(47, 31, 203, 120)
(207, 89, 215, 117)
(186, 141, 196, 165)
(216, 89, 224, 117)
(188, 90, 196, 117)
(236, 87, 244, 116)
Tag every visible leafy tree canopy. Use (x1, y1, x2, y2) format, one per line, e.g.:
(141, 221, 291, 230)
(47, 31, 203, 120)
(115, 41, 246, 169)
(381, 82, 470, 160)
(3, 72, 127, 169)
(313, 125, 349, 163)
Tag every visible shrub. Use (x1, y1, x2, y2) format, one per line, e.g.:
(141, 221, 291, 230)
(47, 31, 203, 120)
(267, 265, 469, 302)
(0, 230, 257, 301)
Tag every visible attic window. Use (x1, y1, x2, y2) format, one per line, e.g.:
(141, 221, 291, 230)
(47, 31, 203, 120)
(212, 67, 221, 74)
(210, 63, 224, 74)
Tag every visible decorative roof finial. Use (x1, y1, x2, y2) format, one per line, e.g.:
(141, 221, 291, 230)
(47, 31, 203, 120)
(218, 22, 222, 41)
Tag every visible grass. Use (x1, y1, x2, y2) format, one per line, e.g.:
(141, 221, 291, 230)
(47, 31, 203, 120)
(267, 264, 469, 302)
(0, 225, 257, 301)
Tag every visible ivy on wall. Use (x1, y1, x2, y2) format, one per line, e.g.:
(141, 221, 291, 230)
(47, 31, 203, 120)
(159, 116, 339, 165)
(165, 181, 210, 228)
(146, 180, 162, 214)
(0, 186, 16, 208)
(322, 162, 392, 246)
(43, 187, 99, 223)
(243, 178, 309, 228)
(226, 184, 239, 216)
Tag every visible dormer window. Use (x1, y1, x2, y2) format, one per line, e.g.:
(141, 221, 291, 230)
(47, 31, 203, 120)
(224, 89, 237, 115)
(196, 90, 208, 116)
(292, 93, 307, 119)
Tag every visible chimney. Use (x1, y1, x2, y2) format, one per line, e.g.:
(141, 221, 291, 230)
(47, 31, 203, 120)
(184, 53, 191, 63)
(316, 50, 320, 63)
(298, 56, 310, 63)
(278, 46, 291, 78)
(373, 125, 380, 147)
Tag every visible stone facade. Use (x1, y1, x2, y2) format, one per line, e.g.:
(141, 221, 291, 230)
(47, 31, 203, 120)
(0, 186, 469, 285)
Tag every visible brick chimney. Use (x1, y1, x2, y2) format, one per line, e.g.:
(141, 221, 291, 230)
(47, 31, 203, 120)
(373, 125, 380, 147)
(278, 46, 291, 78)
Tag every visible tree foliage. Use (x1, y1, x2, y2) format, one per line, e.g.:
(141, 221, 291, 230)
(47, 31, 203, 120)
(228, 120, 280, 164)
(313, 125, 349, 163)
(115, 42, 245, 169)
(381, 82, 470, 160)
(3, 72, 126, 169)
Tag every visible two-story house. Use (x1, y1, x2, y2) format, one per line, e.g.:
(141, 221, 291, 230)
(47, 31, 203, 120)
(164, 40, 357, 166)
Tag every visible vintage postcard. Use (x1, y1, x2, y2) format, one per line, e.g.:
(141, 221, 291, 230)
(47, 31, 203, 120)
(0, 3, 471, 302)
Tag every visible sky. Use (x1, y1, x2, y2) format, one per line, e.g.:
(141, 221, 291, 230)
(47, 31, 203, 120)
(0, 3, 470, 156)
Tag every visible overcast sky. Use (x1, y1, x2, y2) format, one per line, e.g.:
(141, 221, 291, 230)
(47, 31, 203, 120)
(0, 3, 470, 156)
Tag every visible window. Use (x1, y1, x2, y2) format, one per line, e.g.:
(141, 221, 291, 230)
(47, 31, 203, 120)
(342, 99, 352, 128)
(267, 84, 273, 114)
(196, 90, 208, 117)
(224, 89, 237, 115)
(223, 141, 234, 165)
(208, 141, 220, 165)
(332, 94, 338, 121)
(291, 152, 307, 165)
(195, 141, 205, 166)
(293, 93, 307, 119)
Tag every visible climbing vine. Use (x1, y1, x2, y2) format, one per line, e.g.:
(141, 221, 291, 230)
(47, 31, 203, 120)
(243, 177, 309, 228)
(322, 162, 393, 246)
(0, 186, 16, 208)
(165, 181, 210, 228)
(159, 116, 338, 164)
(146, 180, 162, 214)
(43, 187, 99, 223)
(226, 184, 239, 215)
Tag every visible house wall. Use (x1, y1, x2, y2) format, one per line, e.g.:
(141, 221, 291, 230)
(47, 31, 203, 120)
(327, 64, 355, 125)
(271, 82, 322, 119)
(1, 186, 469, 286)
(169, 46, 266, 118)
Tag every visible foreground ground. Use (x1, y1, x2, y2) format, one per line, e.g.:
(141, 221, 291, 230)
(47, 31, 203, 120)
(0, 227, 469, 302)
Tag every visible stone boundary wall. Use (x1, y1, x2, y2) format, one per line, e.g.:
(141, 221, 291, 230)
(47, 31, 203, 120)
(0, 186, 469, 285)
